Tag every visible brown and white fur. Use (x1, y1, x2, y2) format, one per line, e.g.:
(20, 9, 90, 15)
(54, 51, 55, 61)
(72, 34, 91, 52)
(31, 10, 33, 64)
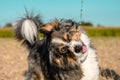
(14, 14, 99, 80)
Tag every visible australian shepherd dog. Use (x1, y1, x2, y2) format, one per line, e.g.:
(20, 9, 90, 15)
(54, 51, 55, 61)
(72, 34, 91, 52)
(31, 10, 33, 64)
(14, 14, 99, 80)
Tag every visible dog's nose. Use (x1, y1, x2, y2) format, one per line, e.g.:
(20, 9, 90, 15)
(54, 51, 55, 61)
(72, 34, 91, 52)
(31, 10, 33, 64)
(74, 45, 82, 53)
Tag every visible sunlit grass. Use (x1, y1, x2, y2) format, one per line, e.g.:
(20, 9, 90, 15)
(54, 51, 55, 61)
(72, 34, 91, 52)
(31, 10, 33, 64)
(84, 27, 120, 37)
(0, 27, 120, 38)
(0, 28, 14, 38)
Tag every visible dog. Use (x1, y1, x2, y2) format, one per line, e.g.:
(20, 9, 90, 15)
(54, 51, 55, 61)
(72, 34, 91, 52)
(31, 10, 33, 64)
(14, 14, 99, 80)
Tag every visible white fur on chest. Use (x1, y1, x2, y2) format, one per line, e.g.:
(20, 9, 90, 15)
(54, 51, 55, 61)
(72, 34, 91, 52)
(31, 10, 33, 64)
(81, 48, 99, 80)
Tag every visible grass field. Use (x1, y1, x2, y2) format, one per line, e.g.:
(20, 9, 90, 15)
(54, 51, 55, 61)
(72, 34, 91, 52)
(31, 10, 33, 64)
(0, 27, 120, 38)
(84, 27, 120, 37)
(0, 28, 14, 38)
(0, 37, 120, 80)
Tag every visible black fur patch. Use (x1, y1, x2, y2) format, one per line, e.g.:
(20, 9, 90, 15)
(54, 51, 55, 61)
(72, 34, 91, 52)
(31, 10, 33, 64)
(15, 14, 85, 80)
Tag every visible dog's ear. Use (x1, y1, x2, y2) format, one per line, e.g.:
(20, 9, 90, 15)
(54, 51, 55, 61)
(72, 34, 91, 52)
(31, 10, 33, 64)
(39, 20, 59, 34)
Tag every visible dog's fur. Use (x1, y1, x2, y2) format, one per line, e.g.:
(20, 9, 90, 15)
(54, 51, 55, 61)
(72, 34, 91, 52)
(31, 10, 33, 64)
(14, 14, 99, 80)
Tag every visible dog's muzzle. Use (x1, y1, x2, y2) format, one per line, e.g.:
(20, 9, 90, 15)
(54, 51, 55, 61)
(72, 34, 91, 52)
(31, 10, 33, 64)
(69, 41, 87, 55)
(74, 44, 87, 53)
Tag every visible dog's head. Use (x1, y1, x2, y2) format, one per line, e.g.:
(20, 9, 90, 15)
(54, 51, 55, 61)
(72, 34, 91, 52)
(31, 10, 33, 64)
(40, 19, 90, 69)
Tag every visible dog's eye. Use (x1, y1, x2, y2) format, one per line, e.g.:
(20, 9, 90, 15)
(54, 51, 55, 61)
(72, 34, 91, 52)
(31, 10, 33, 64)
(60, 46, 68, 54)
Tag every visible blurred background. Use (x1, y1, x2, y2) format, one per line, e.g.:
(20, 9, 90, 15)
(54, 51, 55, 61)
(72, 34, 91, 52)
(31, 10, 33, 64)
(0, 0, 120, 80)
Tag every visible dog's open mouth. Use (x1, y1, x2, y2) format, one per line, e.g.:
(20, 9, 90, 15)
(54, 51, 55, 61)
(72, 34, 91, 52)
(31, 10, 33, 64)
(74, 44, 87, 54)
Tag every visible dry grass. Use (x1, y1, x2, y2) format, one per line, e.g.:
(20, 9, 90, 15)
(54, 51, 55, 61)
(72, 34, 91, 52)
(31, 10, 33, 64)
(0, 37, 120, 80)
(0, 38, 28, 80)
(91, 37, 120, 80)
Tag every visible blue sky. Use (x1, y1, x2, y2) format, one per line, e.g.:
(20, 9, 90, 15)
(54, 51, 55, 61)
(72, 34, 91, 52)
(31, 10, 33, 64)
(0, 0, 120, 27)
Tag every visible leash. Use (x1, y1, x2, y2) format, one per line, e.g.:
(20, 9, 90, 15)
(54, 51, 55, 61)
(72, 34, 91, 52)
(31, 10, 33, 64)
(80, 0, 84, 26)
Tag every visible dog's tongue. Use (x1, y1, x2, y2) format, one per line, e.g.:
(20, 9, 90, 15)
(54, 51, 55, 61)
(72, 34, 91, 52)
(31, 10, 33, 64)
(82, 45, 87, 53)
